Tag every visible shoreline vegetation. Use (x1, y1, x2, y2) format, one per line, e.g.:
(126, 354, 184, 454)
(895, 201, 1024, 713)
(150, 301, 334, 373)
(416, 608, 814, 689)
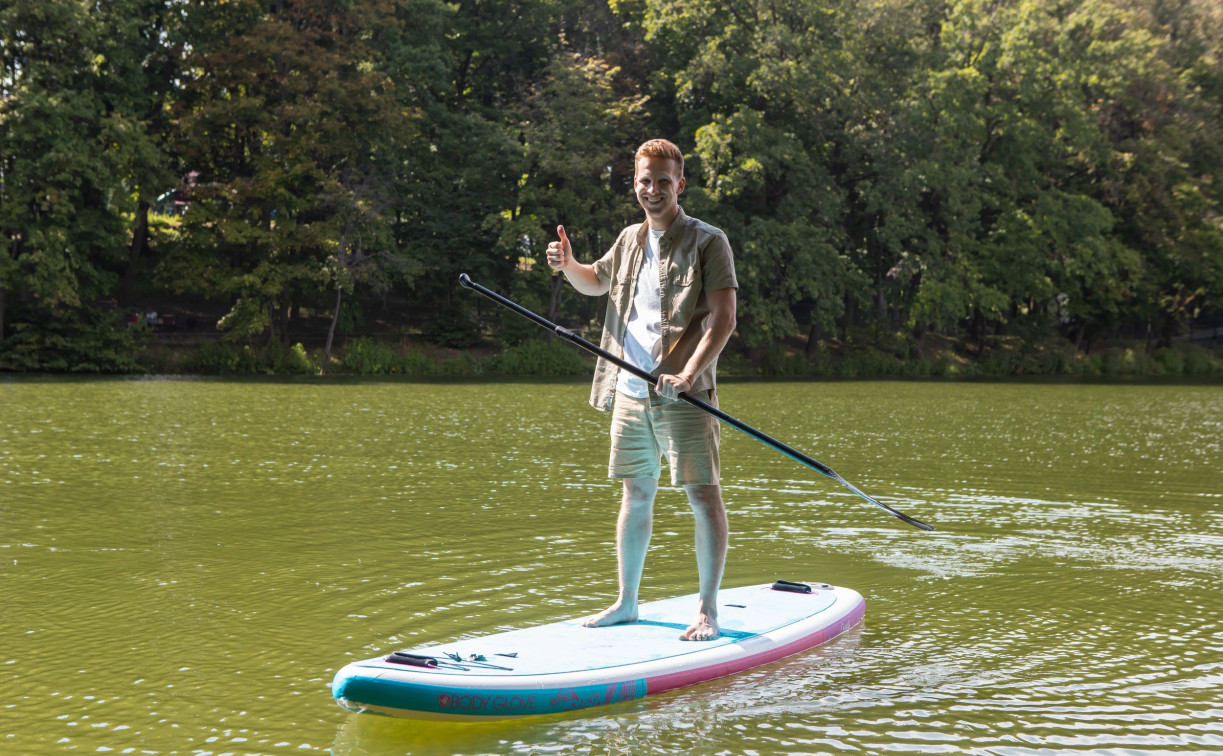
(229, 342, 1223, 379)
(3, 0, 1221, 385)
(156, 337, 1223, 379)
(11, 320, 1215, 379)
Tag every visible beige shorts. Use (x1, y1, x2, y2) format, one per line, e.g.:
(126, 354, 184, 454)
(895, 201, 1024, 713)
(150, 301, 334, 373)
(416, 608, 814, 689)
(609, 389, 721, 486)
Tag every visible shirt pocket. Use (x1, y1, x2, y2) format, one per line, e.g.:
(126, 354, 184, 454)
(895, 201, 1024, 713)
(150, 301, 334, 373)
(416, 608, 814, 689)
(669, 263, 698, 287)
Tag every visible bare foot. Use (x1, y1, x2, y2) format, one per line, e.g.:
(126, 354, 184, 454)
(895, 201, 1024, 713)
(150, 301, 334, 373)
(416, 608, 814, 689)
(582, 602, 639, 628)
(680, 612, 720, 641)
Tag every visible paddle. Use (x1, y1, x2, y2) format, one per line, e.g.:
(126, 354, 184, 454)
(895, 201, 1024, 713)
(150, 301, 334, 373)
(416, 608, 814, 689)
(459, 273, 935, 532)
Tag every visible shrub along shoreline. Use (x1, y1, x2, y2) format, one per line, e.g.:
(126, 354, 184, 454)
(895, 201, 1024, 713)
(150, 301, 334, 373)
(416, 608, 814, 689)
(124, 335, 1223, 379)
(2, 314, 1219, 378)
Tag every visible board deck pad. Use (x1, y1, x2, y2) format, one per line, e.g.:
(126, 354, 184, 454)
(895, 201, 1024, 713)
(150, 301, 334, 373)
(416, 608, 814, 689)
(332, 581, 865, 720)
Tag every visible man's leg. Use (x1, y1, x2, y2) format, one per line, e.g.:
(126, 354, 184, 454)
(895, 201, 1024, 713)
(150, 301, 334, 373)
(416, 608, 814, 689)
(583, 476, 658, 627)
(681, 483, 727, 640)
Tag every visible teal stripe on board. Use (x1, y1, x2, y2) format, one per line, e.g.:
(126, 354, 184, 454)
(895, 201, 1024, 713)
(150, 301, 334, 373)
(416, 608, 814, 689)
(336, 675, 647, 717)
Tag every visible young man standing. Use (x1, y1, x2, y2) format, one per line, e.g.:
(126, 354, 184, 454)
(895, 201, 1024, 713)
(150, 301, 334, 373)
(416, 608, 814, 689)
(545, 139, 738, 641)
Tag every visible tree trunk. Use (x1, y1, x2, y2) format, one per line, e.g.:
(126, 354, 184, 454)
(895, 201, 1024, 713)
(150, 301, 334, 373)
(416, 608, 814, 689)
(841, 292, 856, 338)
(121, 199, 150, 305)
(1158, 315, 1176, 349)
(266, 303, 278, 351)
(805, 318, 821, 359)
(0, 284, 6, 341)
(970, 309, 986, 355)
(910, 325, 927, 360)
(282, 291, 297, 348)
(321, 285, 342, 375)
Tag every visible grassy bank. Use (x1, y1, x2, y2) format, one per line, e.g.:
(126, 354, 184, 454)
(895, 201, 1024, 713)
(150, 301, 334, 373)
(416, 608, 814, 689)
(121, 333, 1223, 379)
(723, 339, 1223, 379)
(144, 336, 594, 377)
(3, 309, 1219, 378)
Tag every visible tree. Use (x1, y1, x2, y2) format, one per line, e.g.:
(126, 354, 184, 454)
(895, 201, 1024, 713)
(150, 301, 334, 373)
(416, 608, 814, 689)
(502, 50, 646, 340)
(0, 0, 173, 368)
(164, 0, 430, 348)
(2, 0, 1219, 373)
(1100, 0, 1223, 344)
(638, 0, 917, 348)
(387, 0, 561, 345)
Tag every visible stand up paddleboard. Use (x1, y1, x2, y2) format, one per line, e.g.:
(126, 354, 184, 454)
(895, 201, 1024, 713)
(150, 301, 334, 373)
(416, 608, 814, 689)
(332, 581, 865, 721)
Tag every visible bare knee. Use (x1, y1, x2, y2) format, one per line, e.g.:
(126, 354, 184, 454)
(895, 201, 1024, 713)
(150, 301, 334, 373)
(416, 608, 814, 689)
(684, 484, 725, 516)
(622, 477, 658, 513)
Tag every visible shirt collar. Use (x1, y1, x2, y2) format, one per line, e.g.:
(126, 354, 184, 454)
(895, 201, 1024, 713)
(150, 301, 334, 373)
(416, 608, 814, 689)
(635, 206, 688, 248)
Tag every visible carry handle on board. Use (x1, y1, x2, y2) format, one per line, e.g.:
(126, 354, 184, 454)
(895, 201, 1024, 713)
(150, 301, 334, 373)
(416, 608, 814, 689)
(771, 579, 813, 594)
(386, 652, 438, 668)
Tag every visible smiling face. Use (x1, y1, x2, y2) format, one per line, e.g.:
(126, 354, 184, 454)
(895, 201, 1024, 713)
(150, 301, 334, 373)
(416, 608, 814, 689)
(634, 155, 685, 230)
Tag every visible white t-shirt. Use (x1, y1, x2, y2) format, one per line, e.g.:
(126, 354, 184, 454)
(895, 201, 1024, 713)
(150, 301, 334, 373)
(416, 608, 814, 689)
(616, 228, 665, 397)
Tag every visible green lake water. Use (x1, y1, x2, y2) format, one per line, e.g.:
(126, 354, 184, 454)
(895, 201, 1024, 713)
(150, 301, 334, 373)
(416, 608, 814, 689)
(2, 378, 1221, 755)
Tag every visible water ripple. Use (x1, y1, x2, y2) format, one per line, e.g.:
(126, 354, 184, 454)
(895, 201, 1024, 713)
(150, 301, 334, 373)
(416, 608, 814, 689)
(3, 379, 1222, 755)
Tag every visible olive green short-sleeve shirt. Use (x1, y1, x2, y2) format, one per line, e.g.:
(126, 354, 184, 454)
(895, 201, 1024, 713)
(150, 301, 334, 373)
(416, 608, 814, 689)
(589, 207, 737, 412)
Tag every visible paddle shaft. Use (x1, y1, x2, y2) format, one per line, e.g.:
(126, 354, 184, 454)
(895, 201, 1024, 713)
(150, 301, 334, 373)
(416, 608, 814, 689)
(458, 273, 934, 532)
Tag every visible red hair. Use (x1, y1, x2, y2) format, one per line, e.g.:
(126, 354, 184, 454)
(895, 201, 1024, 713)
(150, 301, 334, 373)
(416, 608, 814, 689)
(635, 139, 684, 177)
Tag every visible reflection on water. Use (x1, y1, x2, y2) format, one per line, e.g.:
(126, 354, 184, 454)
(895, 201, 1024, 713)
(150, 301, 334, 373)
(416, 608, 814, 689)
(2, 378, 1221, 755)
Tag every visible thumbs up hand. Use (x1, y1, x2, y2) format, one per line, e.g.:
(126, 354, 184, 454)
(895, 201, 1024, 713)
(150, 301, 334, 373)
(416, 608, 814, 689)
(542, 225, 607, 296)
(546, 225, 573, 271)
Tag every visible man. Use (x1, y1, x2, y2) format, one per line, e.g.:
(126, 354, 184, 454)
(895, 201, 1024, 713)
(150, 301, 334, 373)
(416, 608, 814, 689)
(545, 138, 737, 641)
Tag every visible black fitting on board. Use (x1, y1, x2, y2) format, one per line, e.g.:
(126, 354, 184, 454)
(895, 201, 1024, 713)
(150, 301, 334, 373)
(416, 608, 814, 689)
(771, 579, 813, 594)
(385, 652, 438, 668)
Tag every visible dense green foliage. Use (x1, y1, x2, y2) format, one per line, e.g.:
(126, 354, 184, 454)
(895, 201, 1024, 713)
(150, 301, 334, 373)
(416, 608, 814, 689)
(2, 0, 1221, 374)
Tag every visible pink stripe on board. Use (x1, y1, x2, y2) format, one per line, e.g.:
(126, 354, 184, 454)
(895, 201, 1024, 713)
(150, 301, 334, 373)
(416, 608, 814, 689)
(644, 596, 865, 695)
